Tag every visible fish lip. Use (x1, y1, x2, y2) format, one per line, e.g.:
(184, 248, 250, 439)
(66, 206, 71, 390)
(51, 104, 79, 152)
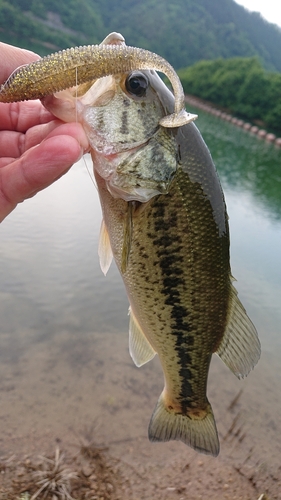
(90, 139, 148, 182)
(88, 128, 151, 156)
(91, 138, 149, 164)
(91, 138, 164, 203)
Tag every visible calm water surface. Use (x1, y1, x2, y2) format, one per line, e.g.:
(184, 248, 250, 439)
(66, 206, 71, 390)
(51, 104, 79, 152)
(0, 108, 280, 493)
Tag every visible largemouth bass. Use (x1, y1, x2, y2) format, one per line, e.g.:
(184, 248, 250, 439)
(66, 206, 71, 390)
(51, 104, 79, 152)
(0, 33, 260, 456)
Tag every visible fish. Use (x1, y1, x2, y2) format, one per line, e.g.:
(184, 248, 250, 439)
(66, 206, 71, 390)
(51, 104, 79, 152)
(0, 33, 260, 456)
(42, 33, 260, 456)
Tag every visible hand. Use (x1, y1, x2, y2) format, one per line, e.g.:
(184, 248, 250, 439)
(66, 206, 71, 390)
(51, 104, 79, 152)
(0, 42, 90, 222)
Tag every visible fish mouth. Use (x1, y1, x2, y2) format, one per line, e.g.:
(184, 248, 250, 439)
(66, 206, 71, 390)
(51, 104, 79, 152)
(90, 123, 178, 203)
(91, 138, 148, 177)
(91, 140, 167, 203)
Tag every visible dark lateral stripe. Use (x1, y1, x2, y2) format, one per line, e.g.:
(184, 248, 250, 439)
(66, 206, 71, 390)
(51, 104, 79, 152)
(151, 199, 195, 406)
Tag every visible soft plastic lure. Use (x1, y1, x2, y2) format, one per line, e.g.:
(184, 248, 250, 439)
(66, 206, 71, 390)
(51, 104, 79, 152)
(0, 33, 196, 128)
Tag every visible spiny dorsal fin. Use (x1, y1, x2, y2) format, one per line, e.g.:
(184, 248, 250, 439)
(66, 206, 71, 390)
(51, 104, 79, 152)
(129, 307, 156, 367)
(216, 284, 261, 379)
(98, 219, 113, 276)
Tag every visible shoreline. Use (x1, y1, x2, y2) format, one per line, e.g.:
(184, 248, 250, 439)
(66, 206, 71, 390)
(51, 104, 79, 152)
(185, 94, 281, 147)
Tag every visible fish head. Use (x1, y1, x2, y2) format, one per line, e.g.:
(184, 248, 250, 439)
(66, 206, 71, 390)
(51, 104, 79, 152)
(42, 68, 179, 202)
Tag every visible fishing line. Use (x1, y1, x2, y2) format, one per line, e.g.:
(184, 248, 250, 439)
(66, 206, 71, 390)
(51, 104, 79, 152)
(84, 155, 97, 190)
(74, 64, 97, 190)
(75, 66, 78, 124)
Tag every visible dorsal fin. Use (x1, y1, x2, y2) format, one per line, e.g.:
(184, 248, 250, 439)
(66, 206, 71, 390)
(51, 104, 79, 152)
(129, 307, 156, 367)
(98, 219, 113, 276)
(216, 283, 261, 379)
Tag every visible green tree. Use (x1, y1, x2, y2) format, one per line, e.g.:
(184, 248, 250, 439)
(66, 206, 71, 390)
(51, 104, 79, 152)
(178, 56, 281, 133)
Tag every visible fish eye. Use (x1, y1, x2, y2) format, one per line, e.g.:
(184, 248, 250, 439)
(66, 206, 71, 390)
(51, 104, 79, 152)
(125, 73, 149, 97)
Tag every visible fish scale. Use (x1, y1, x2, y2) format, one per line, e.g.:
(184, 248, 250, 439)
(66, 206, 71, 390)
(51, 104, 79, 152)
(123, 167, 229, 405)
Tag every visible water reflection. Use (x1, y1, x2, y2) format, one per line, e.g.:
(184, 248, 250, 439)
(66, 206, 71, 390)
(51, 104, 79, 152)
(194, 107, 281, 221)
(0, 162, 129, 359)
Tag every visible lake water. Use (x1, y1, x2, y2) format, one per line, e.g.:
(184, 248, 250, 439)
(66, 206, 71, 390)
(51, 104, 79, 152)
(0, 107, 280, 497)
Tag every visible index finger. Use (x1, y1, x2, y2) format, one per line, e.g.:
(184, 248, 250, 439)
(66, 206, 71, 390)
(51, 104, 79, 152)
(0, 100, 54, 132)
(0, 42, 40, 83)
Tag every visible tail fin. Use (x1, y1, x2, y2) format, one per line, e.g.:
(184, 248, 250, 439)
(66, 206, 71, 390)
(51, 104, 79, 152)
(148, 393, 219, 457)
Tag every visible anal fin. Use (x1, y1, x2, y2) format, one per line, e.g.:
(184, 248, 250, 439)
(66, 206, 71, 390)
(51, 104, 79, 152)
(129, 307, 156, 367)
(216, 283, 261, 379)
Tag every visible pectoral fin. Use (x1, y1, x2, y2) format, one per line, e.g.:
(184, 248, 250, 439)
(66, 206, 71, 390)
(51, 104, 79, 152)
(216, 284, 261, 379)
(129, 307, 156, 367)
(98, 219, 113, 276)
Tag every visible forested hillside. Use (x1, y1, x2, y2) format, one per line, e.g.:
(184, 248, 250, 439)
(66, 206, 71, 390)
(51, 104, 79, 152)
(179, 57, 281, 133)
(1, 0, 281, 71)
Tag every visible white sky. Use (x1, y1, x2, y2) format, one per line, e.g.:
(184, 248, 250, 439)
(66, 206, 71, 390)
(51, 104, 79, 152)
(235, 0, 281, 28)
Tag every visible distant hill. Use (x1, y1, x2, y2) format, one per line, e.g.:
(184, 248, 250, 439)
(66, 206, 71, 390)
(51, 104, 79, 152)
(1, 0, 281, 71)
(179, 56, 281, 133)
